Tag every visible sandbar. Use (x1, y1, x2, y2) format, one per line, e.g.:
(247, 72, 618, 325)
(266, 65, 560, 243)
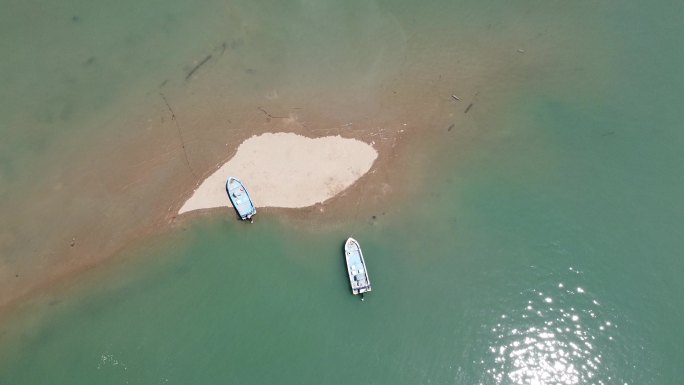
(179, 133, 378, 214)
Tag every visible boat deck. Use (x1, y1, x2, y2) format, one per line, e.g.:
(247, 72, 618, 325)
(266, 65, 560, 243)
(226, 177, 256, 220)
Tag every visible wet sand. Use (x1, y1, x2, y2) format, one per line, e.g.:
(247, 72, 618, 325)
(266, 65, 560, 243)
(0, 78, 448, 314)
(0, 6, 564, 315)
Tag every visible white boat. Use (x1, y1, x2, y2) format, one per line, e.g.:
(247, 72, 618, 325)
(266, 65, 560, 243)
(226, 177, 256, 221)
(344, 237, 371, 296)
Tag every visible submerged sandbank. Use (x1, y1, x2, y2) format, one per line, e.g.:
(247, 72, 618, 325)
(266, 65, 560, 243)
(179, 133, 378, 214)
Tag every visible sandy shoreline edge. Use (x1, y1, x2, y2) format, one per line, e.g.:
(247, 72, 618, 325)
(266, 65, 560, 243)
(179, 133, 378, 214)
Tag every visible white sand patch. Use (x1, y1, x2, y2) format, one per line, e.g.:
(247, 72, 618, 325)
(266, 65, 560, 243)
(179, 132, 377, 214)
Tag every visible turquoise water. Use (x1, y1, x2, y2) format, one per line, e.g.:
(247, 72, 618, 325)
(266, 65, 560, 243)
(2, 0, 684, 384)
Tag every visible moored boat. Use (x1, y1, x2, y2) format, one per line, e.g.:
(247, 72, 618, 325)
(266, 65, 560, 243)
(344, 237, 371, 296)
(226, 177, 257, 221)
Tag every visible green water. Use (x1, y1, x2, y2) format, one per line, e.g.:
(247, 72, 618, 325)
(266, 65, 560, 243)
(2, 0, 684, 384)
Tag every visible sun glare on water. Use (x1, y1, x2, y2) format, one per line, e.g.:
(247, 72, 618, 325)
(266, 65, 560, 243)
(475, 269, 627, 385)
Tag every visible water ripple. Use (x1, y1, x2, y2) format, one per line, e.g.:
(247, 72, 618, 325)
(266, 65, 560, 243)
(475, 267, 627, 385)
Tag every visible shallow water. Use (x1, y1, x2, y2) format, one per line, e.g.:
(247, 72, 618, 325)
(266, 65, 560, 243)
(1, 0, 684, 384)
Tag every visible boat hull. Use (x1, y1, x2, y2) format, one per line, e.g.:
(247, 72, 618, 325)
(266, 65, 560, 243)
(344, 237, 371, 295)
(226, 177, 257, 220)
